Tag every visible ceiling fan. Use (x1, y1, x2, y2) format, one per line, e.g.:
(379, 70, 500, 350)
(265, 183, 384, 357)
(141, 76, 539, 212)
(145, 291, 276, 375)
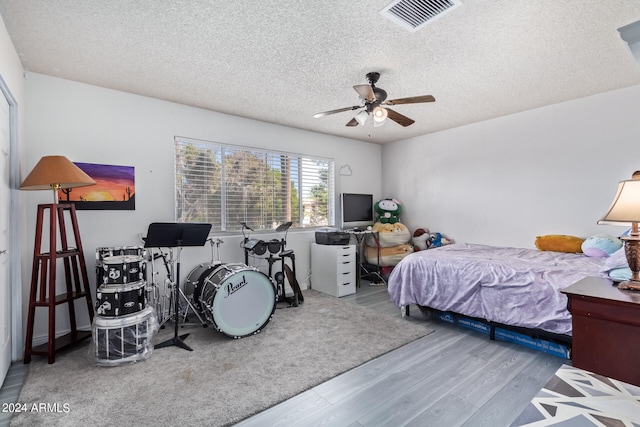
(313, 72, 435, 128)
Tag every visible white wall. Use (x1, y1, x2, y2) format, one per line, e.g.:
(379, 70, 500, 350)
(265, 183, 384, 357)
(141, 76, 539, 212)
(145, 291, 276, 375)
(382, 84, 640, 248)
(18, 63, 640, 350)
(23, 72, 382, 342)
(1, 15, 26, 361)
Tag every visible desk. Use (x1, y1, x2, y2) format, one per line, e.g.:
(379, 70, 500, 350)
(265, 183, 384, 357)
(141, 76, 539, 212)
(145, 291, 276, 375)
(562, 276, 640, 386)
(345, 229, 385, 286)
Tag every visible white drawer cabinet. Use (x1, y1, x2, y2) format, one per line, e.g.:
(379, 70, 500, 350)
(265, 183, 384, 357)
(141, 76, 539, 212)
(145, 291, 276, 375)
(311, 243, 356, 297)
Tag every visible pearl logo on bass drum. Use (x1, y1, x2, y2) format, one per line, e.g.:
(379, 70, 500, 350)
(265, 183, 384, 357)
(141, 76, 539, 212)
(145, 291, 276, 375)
(225, 274, 248, 298)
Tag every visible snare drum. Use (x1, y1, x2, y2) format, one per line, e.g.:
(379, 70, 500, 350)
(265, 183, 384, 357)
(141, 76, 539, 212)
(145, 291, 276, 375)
(92, 306, 157, 366)
(102, 255, 146, 285)
(96, 246, 147, 267)
(95, 281, 146, 317)
(198, 263, 276, 338)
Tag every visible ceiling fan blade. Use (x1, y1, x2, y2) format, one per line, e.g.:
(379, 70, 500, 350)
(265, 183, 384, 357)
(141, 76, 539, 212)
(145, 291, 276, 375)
(346, 118, 359, 127)
(385, 95, 435, 106)
(386, 108, 415, 127)
(314, 105, 361, 118)
(353, 84, 376, 102)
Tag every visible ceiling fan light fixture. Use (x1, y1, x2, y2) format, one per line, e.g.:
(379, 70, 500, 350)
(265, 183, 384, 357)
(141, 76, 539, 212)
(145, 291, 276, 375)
(374, 117, 387, 127)
(355, 110, 369, 126)
(373, 106, 388, 123)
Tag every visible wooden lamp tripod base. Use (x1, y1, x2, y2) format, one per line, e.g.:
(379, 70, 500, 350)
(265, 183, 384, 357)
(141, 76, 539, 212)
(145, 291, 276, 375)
(23, 203, 94, 364)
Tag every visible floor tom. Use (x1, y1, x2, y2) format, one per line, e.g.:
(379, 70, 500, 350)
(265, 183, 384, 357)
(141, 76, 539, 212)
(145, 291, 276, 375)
(95, 280, 146, 317)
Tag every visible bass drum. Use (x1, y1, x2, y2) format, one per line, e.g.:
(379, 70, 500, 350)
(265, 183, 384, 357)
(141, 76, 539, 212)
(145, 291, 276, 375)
(185, 262, 221, 311)
(198, 263, 276, 338)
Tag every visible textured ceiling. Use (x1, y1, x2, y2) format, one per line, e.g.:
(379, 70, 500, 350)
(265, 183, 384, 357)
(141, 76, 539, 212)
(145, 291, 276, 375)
(1, 0, 640, 144)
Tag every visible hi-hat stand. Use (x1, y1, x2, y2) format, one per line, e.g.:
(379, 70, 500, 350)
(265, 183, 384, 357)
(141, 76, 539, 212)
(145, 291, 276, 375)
(144, 222, 211, 351)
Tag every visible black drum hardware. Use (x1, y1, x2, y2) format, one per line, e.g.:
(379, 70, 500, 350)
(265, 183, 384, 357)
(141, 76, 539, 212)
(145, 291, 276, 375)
(241, 222, 303, 307)
(147, 245, 208, 329)
(144, 222, 212, 352)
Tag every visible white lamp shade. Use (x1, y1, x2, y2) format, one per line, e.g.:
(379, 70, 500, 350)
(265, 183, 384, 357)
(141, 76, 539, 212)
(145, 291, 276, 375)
(355, 110, 369, 126)
(599, 179, 640, 224)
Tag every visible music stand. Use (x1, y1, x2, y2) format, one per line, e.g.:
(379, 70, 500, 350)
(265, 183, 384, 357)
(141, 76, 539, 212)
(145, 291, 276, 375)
(145, 222, 211, 351)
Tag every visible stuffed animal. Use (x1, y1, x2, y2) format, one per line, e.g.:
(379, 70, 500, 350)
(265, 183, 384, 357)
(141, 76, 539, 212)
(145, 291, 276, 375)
(535, 234, 584, 253)
(412, 228, 431, 251)
(429, 232, 452, 248)
(364, 244, 414, 267)
(581, 234, 623, 257)
(367, 222, 411, 247)
(374, 198, 402, 224)
(364, 221, 413, 267)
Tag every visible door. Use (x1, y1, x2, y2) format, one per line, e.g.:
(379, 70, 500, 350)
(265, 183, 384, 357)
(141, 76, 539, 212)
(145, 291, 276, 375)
(0, 85, 11, 385)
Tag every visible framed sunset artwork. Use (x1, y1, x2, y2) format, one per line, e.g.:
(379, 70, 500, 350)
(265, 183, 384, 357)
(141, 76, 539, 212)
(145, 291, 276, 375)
(57, 162, 135, 210)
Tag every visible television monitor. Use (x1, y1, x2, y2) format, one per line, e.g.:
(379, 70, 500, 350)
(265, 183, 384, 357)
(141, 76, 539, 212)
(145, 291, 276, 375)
(340, 193, 374, 229)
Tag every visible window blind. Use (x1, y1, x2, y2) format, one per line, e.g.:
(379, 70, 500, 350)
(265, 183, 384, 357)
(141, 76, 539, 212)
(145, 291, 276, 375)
(175, 137, 334, 232)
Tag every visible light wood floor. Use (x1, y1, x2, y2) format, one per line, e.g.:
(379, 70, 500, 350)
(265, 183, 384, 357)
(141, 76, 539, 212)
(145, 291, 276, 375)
(236, 282, 567, 427)
(0, 282, 566, 427)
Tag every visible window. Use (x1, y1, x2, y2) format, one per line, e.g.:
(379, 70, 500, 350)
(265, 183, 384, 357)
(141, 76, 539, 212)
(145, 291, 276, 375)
(175, 136, 334, 232)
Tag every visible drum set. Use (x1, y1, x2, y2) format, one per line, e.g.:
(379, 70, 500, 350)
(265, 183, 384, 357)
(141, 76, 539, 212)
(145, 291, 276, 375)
(92, 246, 157, 366)
(89, 222, 300, 365)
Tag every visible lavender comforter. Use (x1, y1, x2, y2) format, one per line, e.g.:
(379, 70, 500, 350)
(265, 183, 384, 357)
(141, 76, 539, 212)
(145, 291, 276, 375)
(388, 243, 608, 335)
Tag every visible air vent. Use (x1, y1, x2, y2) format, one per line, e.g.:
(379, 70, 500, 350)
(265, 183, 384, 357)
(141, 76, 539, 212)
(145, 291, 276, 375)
(380, 0, 462, 32)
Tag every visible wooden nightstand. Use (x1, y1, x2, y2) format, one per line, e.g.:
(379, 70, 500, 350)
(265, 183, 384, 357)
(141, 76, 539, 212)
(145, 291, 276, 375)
(562, 276, 640, 386)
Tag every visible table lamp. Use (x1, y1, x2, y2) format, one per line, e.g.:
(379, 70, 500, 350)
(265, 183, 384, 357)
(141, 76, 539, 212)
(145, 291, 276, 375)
(599, 176, 640, 291)
(19, 155, 96, 202)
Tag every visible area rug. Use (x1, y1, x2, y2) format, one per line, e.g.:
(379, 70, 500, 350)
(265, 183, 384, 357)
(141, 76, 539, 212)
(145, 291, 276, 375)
(510, 364, 640, 426)
(11, 290, 433, 426)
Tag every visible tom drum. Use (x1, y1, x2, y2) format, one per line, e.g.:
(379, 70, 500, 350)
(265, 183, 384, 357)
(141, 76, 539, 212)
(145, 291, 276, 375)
(102, 255, 147, 285)
(96, 246, 147, 266)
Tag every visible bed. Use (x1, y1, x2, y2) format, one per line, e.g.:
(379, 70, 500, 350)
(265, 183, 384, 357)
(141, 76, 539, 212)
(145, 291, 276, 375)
(388, 243, 610, 347)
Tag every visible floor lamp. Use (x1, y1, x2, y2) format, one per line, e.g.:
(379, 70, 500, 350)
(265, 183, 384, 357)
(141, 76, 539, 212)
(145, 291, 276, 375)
(20, 155, 97, 363)
(20, 155, 96, 203)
